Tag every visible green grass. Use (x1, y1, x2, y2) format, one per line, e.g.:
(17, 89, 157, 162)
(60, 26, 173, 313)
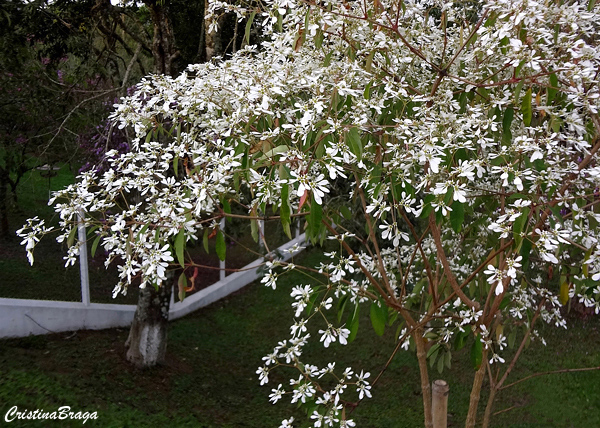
(1, 248, 599, 427)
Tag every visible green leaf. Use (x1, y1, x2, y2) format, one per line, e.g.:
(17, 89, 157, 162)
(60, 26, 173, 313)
(216, 229, 226, 261)
(346, 127, 363, 160)
(583, 247, 593, 278)
(251, 207, 259, 243)
(244, 11, 256, 46)
(427, 343, 441, 359)
(314, 29, 324, 49)
(90, 234, 102, 258)
(145, 129, 153, 144)
(255, 145, 289, 161)
(547, 72, 558, 104)
(521, 88, 532, 127)
(323, 51, 333, 67)
(388, 309, 398, 326)
(508, 329, 517, 349)
(559, 277, 570, 305)
(454, 330, 468, 350)
(67, 226, 78, 248)
(136, 224, 149, 241)
(588, 0, 596, 12)
(337, 294, 349, 323)
(340, 206, 352, 220)
(173, 155, 179, 177)
(178, 272, 187, 302)
(370, 301, 387, 336)
(514, 81, 524, 104)
(520, 236, 532, 270)
(280, 184, 292, 239)
(203, 228, 209, 254)
(437, 352, 446, 373)
(550, 116, 563, 133)
(364, 81, 372, 100)
(175, 229, 185, 268)
(365, 50, 375, 73)
(471, 334, 483, 370)
(512, 207, 530, 251)
(429, 346, 440, 368)
(419, 194, 436, 218)
(347, 303, 359, 343)
(307, 199, 323, 244)
(221, 198, 231, 223)
(450, 202, 464, 233)
(502, 107, 514, 145)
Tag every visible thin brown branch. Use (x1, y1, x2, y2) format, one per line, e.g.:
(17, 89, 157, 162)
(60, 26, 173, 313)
(494, 298, 545, 390)
(499, 366, 600, 391)
(429, 213, 479, 310)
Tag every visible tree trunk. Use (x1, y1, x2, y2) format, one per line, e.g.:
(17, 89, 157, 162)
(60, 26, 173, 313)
(145, 0, 179, 76)
(414, 328, 434, 428)
(125, 278, 172, 367)
(465, 351, 488, 428)
(126, 1, 178, 368)
(482, 384, 497, 428)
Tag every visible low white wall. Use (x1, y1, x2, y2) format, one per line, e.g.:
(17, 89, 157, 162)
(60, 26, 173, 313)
(0, 300, 136, 338)
(0, 234, 305, 339)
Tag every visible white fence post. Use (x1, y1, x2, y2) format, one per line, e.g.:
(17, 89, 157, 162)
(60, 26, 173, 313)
(77, 209, 91, 306)
(220, 217, 226, 281)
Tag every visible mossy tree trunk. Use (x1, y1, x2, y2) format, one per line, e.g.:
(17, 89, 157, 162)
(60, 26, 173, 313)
(125, 277, 173, 367)
(126, 0, 179, 368)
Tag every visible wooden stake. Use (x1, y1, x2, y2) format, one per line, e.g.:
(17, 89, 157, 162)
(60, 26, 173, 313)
(432, 379, 449, 428)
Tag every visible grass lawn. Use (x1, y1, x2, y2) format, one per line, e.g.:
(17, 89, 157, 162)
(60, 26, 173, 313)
(1, 246, 599, 427)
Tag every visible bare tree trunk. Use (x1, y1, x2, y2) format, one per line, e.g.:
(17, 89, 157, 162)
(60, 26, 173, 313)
(482, 385, 497, 428)
(465, 351, 488, 428)
(204, 0, 215, 61)
(125, 277, 172, 367)
(145, 0, 179, 76)
(414, 329, 434, 428)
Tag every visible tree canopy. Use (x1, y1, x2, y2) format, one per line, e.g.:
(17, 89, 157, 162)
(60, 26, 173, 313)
(19, 0, 600, 426)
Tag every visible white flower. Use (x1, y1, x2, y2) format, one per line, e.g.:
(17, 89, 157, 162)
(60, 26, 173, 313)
(489, 353, 505, 364)
(256, 366, 269, 385)
(279, 417, 294, 428)
(269, 384, 285, 404)
(290, 380, 316, 404)
(291, 171, 330, 205)
(319, 326, 336, 348)
(356, 370, 372, 399)
(506, 256, 522, 279)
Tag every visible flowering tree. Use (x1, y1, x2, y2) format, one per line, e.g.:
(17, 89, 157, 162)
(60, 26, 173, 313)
(19, 0, 600, 426)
